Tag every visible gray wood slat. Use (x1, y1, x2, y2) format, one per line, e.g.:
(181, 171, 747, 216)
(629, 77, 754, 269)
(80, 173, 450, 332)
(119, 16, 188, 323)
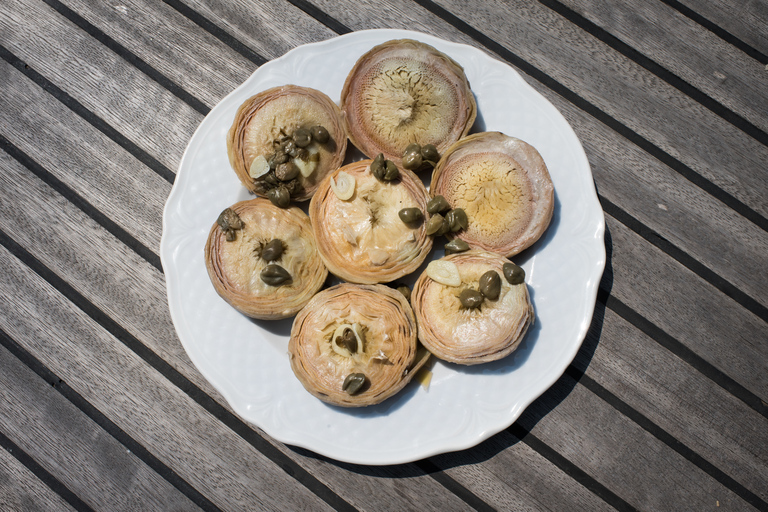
(179, 0, 337, 61)
(0, 446, 78, 512)
(0, 62, 168, 253)
(57, 0, 254, 109)
(0, 0, 201, 172)
(0, 260, 335, 512)
(0, 72, 612, 509)
(0, 118, 480, 512)
(0, 344, 202, 511)
(592, 223, 768, 496)
(554, 0, 767, 133)
(675, 0, 768, 56)
(517, 374, 759, 510)
(312, 0, 768, 220)
(605, 212, 768, 398)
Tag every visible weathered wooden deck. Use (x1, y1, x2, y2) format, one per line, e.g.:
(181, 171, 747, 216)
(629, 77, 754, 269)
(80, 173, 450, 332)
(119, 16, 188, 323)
(1, 0, 766, 510)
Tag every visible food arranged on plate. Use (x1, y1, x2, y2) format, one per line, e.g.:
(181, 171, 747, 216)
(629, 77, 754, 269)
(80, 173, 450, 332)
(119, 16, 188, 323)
(412, 250, 534, 365)
(309, 158, 432, 284)
(211, 38, 555, 407)
(289, 283, 430, 407)
(431, 132, 554, 257)
(340, 39, 476, 168)
(204, 198, 328, 320)
(226, 85, 347, 203)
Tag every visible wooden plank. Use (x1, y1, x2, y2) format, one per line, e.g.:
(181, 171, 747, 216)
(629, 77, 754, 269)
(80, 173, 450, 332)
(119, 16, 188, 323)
(0, 445, 77, 512)
(579, 303, 768, 499)
(0, 60, 168, 252)
(517, 374, 759, 510)
(0, 127, 482, 512)
(0, 343, 202, 511)
(57, 0, 254, 108)
(605, 214, 768, 397)
(311, 0, 768, 219)
(557, 0, 768, 133)
(433, 433, 616, 511)
(179, 0, 337, 60)
(675, 0, 768, 56)
(0, 250, 334, 511)
(0, 0, 202, 172)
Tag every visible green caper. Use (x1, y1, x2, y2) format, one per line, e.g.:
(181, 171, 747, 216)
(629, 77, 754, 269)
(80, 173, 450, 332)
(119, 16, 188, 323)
(292, 128, 312, 148)
(260, 239, 283, 262)
(336, 328, 357, 354)
(269, 151, 289, 169)
(225, 229, 236, 242)
(370, 154, 386, 180)
(402, 151, 423, 170)
(425, 214, 445, 235)
(275, 161, 299, 181)
(398, 207, 424, 225)
(263, 171, 280, 187)
(395, 284, 411, 302)
(283, 178, 302, 195)
(436, 217, 452, 236)
(459, 289, 484, 309)
(446, 208, 468, 232)
(383, 160, 400, 181)
(311, 125, 330, 144)
(403, 143, 421, 157)
(342, 373, 367, 395)
(427, 195, 450, 214)
(420, 144, 439, 163)
(267, 187, 291, 208)
(260, 264, 291, 286)
(444, 238, 470, 255)
(216, 208, 244, 232)
(479, 270, 502, 300)
(503, 262, 525, 284)
(282, 140, 296, 155)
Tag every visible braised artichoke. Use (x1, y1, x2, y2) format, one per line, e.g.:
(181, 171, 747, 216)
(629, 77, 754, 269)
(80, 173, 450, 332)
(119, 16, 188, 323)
(411, 250, 535, 364)
(204, 198, 328, 320)
(289, 283, 430, 407)
(430, 132, 555, 257)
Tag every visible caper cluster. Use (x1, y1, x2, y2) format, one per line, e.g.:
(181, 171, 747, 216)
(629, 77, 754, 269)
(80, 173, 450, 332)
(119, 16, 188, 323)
(370, 153, 400, 181)
(335, 327, 358, 355)
(459, 263, 525, 309)
(424, 195, 468, 237)
(217, 208, 245, 242)
(401, 143, 439, 172)
(256, 238, 292, 286)
(254, 125, 331, 207)
(459, 269, 501, 309)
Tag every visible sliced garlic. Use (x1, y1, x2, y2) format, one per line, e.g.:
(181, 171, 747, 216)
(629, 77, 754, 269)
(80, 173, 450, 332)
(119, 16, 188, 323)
(295, 150, 320, 177)
(248, 155, 270, 179)
(330, 171, 355, 200)
(426, 260, 461, 287)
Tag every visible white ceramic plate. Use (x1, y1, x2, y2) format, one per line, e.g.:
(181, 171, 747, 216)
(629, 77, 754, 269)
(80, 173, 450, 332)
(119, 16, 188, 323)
(161, 29, 605, 465)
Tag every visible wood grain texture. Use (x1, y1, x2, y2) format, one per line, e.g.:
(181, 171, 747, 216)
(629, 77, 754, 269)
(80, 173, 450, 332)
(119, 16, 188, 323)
(0, 446, 78, 512)
(675, 0, 768, 56)
(0, 344, 202, 511)
(322, 0, 768, 218)
(58, 0, 254, 108)
(555, 0, 768, 133)
(0, 244, 335, 511)
(518, 374, 760, 511)
(0, 61, 168, 252)
(0, 0, 202, 172)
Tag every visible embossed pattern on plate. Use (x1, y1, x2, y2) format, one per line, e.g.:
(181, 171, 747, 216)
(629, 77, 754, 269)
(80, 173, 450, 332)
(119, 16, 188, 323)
(161, 29, 605, 465)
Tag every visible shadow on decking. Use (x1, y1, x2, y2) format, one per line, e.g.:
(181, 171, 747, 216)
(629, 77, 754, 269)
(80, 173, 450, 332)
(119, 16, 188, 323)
(289, 224, 614, 477)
